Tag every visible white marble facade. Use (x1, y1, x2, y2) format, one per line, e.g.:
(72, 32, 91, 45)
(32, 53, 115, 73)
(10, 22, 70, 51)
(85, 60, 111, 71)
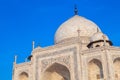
(12, 14, 120, 80)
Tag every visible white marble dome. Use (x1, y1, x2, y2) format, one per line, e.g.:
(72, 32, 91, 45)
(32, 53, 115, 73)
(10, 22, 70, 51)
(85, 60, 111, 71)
(55, 15, 101, 44)
(90, 32, 109, 42)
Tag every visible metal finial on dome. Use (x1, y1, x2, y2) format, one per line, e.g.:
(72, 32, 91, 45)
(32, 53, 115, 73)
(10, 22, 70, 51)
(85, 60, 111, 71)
(74, 4, 78, 15)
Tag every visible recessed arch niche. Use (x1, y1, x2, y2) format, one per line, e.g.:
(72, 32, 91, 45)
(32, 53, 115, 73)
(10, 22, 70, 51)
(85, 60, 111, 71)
(113, 57, 120, 79)
(19, 72, 29, 80)
(41, 63, 70, 80)
(88, 59, 104, 80)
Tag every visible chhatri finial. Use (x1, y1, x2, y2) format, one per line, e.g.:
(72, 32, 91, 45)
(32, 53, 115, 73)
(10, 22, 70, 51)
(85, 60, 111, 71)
(97, 28, 99, 32)
(102, 34, 106, 46)
(32, 41, 35, 50)
(25, 58, 27, 62)
(14, 55, 17, 64)
(74, 4, 78, 15)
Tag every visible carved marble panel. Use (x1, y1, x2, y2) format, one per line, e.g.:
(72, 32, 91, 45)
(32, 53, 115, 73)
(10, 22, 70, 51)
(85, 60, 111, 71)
(41, 55, 71, 72)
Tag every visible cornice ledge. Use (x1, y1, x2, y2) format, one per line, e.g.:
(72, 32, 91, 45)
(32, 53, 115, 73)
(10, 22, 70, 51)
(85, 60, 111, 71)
(81, 47, 104, 54)
(32, 41, 78, 54)
(107, 46, 120, 51)
(15, 62, 32, 68)
(81, 46, 120, 54)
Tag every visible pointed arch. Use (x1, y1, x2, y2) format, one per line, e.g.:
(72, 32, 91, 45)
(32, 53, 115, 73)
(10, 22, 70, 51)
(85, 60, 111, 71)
(113, 57, 120, 80)
(19, 72, 29, 80)
(41, 62, 70, 80)
(88, 59, 104, 80)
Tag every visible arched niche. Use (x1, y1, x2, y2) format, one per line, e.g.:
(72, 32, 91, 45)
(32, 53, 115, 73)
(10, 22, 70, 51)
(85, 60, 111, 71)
(113, 57, 120, 80)
(88, 59, 104, 80)
(19, 72, 29, 80)
(41, 63, 70, 80)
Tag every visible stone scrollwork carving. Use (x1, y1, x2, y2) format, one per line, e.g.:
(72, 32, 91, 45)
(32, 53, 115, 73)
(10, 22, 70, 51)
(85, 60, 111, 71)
(41, 55, 71, 72)
(87, 56, 102, 63)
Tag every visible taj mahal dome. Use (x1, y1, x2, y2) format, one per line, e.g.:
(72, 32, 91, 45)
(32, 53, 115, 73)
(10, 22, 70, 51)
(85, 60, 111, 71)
(12, 8, 120, 80)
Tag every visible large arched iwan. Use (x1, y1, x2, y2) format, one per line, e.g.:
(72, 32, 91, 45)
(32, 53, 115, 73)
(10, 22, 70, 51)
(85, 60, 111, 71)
(41, 63, 70, 80)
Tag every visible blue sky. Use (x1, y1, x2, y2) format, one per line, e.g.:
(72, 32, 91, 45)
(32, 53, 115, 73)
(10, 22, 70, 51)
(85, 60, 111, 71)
(0, 0, 120, 80)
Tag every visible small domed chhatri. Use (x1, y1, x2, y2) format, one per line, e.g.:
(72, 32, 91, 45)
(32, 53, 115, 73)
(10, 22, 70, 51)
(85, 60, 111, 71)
(87, 32, 112, 48)
(54, 15, 101, 44)
(90, 32, 109, 42)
